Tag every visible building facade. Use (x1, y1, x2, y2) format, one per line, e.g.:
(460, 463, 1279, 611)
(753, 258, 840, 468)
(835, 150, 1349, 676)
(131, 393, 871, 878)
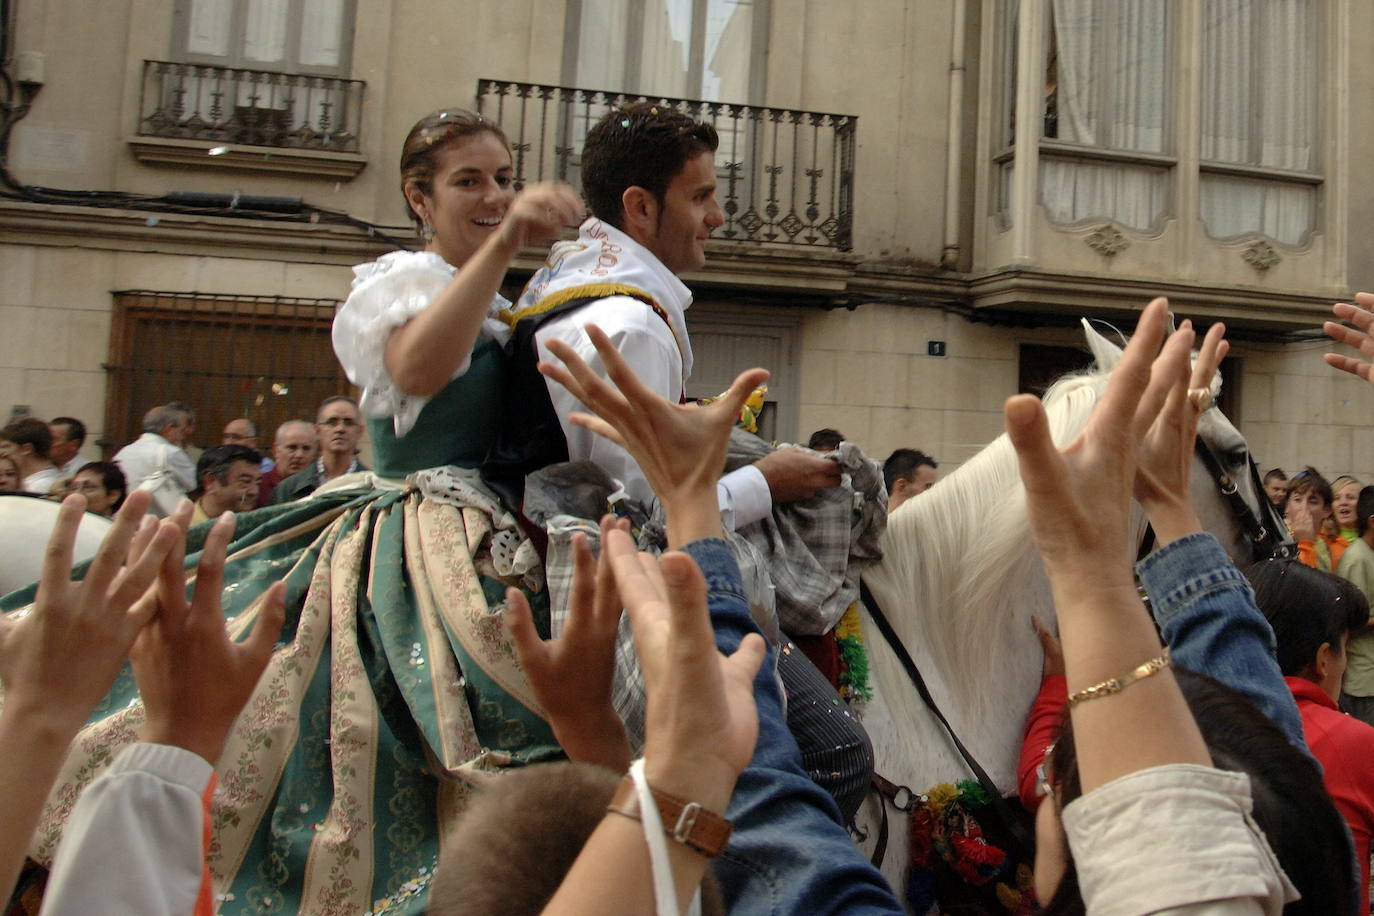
(3, 0, 1372, 479)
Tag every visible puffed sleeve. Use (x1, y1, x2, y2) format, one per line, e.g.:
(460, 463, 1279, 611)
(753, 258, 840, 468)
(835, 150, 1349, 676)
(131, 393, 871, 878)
(332, 250, 510, 436)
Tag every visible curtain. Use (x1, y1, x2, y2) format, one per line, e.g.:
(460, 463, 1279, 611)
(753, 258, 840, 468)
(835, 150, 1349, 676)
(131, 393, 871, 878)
(1040, 0, 1169, 229)
(242, 0, 289, 65)
(186, 0, 233, 58)
(1200, 0, 1317, 244)
(299, 0, 346, 69)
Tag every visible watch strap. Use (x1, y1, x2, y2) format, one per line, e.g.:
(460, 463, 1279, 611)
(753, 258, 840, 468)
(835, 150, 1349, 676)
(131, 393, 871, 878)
(607, 774, 733, 858)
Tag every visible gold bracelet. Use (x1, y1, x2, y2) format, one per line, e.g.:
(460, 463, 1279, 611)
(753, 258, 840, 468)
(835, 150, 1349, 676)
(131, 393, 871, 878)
(1067, 647, 1171, 709)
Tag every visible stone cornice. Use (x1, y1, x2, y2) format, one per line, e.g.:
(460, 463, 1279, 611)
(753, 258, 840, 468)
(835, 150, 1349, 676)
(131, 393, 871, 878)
(0, 200, 1343, 331)
(127, 136, 368, 180)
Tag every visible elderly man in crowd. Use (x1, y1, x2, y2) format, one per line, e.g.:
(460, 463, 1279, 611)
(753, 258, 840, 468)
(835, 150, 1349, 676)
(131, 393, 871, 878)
(112, 404, 197, 496)
(48, 417, 89, 478)
(256, 419, 317, 506)
(221, 418, 260, 450)
(0, 417, 59, 494)
(271, 397, 366, 504)
(190, 444, 263, 525)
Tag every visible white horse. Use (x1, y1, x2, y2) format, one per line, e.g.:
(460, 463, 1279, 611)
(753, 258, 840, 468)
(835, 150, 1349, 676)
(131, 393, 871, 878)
(0, 494, 113, 596)
(854, 320, 1277, 895)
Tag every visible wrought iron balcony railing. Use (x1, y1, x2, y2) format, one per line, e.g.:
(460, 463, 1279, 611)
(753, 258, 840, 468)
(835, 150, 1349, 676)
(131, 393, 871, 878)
(137, 60, 363, 152)
(476, 79, 856, 251)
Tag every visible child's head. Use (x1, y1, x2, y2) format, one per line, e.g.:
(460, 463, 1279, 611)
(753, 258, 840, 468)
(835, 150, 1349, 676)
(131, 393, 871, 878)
(429, 762, 724, 915)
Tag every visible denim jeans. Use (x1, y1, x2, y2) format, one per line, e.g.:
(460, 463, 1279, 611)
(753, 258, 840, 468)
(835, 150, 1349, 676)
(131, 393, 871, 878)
(682, 538, 903, 916)
(1136, 532, 1306, 750)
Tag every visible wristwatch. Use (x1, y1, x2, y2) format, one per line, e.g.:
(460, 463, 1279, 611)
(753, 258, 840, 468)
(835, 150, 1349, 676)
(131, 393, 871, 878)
(607, 774, 733, 858)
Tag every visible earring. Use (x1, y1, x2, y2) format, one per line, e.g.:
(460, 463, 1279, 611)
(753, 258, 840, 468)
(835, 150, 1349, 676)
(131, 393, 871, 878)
(420, 220, 434, 242)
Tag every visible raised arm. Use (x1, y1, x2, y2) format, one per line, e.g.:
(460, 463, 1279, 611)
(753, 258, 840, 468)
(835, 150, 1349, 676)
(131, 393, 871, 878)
(0, 490, 175, 900)
(1324, 291, 1374, 386)
(384, 183, 582, 396)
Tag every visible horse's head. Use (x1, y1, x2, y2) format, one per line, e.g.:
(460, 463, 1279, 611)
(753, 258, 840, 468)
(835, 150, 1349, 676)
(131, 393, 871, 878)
(1081, 319, 1290, 568)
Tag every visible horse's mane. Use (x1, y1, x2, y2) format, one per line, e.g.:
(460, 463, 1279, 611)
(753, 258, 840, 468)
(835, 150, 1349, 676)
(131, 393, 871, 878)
(877, 368, 1107, 718)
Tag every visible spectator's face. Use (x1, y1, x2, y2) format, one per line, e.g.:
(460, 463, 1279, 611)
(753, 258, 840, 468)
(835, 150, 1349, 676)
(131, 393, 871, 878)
(1265, 477, 1287, 507)
(911, 464, 938, 495)
(316, 402, 362, 458)
(70, 468, 118, 516)
(1286, 487, 1330, 525)
(273, 425, 317, 476)
(161, 417, 189, 447)
(1333, 482, 1360, 529)
(0, 438, 14, 461)
(0, 455, 18, 490)
(206, 459, 262, 513)
(222, 419, 259, 448)
(48, 423, 80, 466)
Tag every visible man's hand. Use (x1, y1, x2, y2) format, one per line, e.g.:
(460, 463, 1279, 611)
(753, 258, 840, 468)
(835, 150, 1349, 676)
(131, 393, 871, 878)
(753, 448, 843, 503)
(1324, 292, 1374, 384)
(0, 490, 176, 736)
(1285, 498, 1320, 543)
(603, 528, 765, 812)
(131, 511, 286, 765)
(505, 517, 631, 772)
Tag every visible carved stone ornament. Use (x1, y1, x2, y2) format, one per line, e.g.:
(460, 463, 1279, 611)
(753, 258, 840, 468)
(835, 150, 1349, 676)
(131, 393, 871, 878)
(1085, 224, 1129, 257)
(1242, 240, 1281, 272)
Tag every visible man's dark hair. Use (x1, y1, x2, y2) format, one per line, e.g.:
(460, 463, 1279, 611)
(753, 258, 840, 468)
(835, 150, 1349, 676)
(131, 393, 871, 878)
(1, 417, 52, 459)
(883, 448, 937, 493)
(196, 444, 261, 489)
(1358, 485, 1374, 537)
(807, 428, 845, 451)
(1263, 467, 1287, 485)
(51, 416, 86, 448)
(1246, 557, 1369, 675)
(581, 102, 719, 229)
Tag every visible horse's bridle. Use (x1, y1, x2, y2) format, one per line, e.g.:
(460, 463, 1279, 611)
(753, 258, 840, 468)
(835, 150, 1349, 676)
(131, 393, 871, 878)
(1192, 436, 1296, 562)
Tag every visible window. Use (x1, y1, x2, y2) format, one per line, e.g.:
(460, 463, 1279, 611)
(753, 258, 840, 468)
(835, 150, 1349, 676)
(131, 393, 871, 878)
(685, 304, 800, 442)
(998, 0, 1322, 245)
(566, 0, 765, 104)
(173, 0, 355, 76)
(1199, 1, 1320, 244)
(104, 292, 353, 452)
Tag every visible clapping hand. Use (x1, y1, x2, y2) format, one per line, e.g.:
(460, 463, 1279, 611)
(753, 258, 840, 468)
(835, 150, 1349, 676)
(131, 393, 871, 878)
(539, 323, 769, 545)
(131, 508, 286, 765)
(0, 490, 176, 734)
(505, 515, 632, 772)
(1324, 291, 1374, 384)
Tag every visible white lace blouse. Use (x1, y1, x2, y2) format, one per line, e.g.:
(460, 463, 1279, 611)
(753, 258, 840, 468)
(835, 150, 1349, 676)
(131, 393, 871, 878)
(332, 250, 511, 437)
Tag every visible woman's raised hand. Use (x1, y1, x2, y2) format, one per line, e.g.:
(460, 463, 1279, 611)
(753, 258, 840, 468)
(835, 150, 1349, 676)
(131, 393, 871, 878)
(498, 181, 584, 250)
(1005, 297, 1195, 602)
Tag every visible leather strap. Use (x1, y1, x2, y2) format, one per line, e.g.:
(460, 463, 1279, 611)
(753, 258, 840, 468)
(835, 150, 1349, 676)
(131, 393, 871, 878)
(608, 774, 733, 858)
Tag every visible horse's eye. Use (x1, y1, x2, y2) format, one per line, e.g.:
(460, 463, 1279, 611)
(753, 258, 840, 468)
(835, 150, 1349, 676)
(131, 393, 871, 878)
(1225, 446, 1249, 466)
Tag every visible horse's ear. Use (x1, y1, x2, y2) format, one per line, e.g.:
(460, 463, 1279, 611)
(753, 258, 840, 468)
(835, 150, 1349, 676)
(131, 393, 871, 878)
(1081, 318, 1124, 371)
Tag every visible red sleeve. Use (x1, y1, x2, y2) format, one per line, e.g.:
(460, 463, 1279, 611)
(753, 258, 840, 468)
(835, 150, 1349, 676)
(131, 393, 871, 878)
(1017, 674, 1067, 814)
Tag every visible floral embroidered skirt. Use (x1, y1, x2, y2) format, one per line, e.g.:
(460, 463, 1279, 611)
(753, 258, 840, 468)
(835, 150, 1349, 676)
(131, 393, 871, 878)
(2, 486, 561, 915)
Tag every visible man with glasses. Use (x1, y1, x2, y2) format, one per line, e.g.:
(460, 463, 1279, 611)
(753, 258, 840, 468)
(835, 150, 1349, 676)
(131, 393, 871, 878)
(271, 396, 367, 504)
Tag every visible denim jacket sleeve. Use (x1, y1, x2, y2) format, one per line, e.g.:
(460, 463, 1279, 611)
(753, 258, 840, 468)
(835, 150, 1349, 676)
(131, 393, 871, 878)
(1135, 532, 1306, 752)
(681, 538, 903, 916)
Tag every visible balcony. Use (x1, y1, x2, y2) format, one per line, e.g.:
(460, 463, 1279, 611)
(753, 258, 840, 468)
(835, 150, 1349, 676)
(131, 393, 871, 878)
(476, 79, 857, 252)
(130, 60, 366, 179)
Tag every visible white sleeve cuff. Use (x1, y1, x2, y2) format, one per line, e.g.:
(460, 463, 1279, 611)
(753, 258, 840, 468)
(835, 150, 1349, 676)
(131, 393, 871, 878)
(718, 464, 772, 532)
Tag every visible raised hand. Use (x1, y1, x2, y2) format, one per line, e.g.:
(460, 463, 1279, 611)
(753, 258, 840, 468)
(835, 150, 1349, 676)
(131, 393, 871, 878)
(505, 516, 631, 772)
(1005, 297, 1194, 602)
(539, 322, 769, 544)
(1132, 320, 1229, 543)
(0, 490, 176, 733)
(603, 527, 766, 810)
(1324, 291, 1374, 384)
(498, 181, 584, 250)
(130, 511, 286, 765)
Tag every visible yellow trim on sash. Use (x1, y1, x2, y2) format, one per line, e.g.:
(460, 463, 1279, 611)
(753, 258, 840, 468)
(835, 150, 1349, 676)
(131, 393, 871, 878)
(498, 283, 656, 328)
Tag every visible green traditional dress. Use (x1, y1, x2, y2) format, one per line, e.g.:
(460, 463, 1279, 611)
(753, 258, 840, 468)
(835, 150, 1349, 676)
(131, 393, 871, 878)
(3, 251, 560, 915)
